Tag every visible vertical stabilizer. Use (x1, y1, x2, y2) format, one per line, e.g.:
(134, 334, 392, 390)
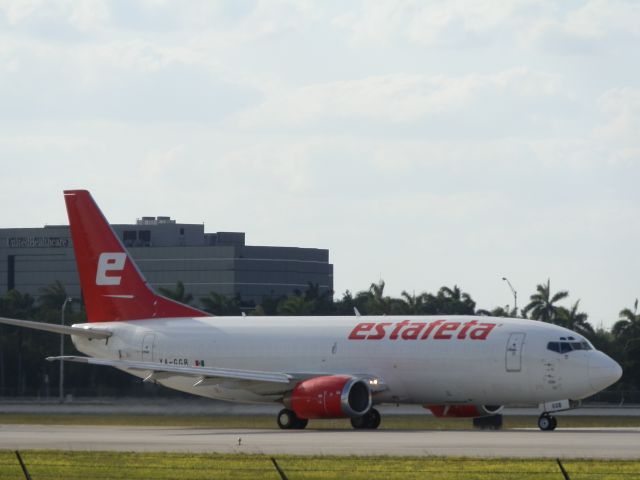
(64, 190, 210, 322)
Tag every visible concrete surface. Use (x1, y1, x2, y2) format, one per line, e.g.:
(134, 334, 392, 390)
(1, 424, 639, 458)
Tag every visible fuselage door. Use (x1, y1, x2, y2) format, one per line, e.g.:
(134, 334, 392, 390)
(141, 333, 156, 361)
(506, 332, 526, 372)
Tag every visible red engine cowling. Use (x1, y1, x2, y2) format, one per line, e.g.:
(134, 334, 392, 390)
(426, 404, 504, 418)
(285, 375, 372, 419)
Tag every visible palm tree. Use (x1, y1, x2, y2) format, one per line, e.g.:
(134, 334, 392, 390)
(0, 290, 35, 396)
(556, 300, 594, 335)
(303, 283, 334, 315)
(435, 285, 476, 315)
(522, 279, 568, 323)
(613, 299, 640, 339)
(200, 292, 241, 315)
(400, 291, 426, 314)
(38, 280, 69, 311)
(1, 289, 35, 318)
(612, 299, 640, 389)
(158, 281, 193, 306)
(364, 280, 393, 314)
(277, 295, 315, 315)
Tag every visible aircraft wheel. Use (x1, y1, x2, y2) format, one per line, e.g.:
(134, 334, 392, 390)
(367, 408, 381, 429)
(350, 415, 366, 429)
(294, 418, 309, 429)
(538, 414, 556, 431)
(351, 408, 381, 430)
(277, 409, 306, 430)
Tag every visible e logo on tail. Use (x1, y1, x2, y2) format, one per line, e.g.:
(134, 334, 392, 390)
(96, 252, 126, 286)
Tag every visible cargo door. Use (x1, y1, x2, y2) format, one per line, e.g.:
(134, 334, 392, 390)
(141, 333, 156, 361)
(506, 332, 526, 372)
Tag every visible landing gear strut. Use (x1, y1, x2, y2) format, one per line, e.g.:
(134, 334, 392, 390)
(538, 413, 557, 431)
(351, 408, 381, 429)
(277, 408, 308, 430)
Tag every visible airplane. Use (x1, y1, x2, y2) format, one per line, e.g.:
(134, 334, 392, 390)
(0, 190, 622, 431)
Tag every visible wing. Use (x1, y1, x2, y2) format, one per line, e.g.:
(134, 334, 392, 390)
(47, 356, 388, 399)
(47, 355, 291, 383)
(0, 317, 111, 340)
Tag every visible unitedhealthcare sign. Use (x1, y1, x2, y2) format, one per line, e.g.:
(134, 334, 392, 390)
(6, 237, 70, 248)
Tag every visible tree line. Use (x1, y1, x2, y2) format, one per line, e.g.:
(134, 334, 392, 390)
(0, 278, 638, 397)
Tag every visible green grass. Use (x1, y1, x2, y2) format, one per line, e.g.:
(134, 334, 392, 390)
(0, 451, 639, 480)
(1, 413, 640, 429)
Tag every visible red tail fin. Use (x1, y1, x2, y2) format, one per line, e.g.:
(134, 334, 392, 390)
(64, 190, 210, 322)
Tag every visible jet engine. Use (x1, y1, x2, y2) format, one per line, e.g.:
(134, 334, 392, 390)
(426, 404, 504, 418)
(285, 375, 372, 419)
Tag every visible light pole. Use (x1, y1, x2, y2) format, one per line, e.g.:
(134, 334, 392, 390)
(502, 277, 517, 317)
(59, 297, 72, 403)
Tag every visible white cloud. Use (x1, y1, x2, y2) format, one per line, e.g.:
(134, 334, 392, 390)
(332, 0, 548, 47)
(1, 0, 44, 25)
(562, 0, 640, 39)
(0, 133, 95, 153)
(234, 68, 564, 128)
(597, 88, 640, 145)
(332, 0, 640, 57)
(525, 0, 640, 53)
(67, 0, 110, 31)
(0, 0, 110, 32)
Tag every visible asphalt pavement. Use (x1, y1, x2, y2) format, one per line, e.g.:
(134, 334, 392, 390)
(1, 424, 639, 458)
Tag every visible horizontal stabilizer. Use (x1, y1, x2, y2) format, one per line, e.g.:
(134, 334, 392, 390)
(46, 355, 292, 384)
(0, 317, 111, 339)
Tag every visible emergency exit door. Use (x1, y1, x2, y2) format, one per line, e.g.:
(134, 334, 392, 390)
(506, 332, 525, 372)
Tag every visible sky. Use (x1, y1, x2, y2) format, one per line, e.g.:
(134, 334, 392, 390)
(0, 0, 639, 329)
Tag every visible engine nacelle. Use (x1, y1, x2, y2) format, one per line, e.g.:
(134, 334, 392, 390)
(285, 375, 372, 419)
(426, 404, 504, 418)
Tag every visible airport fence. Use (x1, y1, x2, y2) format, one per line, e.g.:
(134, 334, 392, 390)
(2, 452, 640, 480)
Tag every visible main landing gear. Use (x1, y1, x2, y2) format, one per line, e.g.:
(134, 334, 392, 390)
(276, 408, 382, 430)
(350, 408, 381, 430)
(538, 413, 557, 431)
(277, 408, 308, 430)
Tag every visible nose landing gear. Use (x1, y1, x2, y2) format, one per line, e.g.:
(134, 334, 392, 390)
(538, 413, 557, 431)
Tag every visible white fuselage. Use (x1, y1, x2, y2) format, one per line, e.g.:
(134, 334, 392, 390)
(71, 315, 619, 406)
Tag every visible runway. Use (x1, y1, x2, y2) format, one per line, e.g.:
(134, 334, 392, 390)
(1, 425, 639, 458)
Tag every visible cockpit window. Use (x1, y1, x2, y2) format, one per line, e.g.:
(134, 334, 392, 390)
(559, 342, 572, 353)
(547, 340, 593, 353)
(547, 342, 560, 353)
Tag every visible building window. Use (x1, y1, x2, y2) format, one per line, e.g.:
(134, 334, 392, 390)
(139, 230, 151, 246)
(123, 230, 137, 246)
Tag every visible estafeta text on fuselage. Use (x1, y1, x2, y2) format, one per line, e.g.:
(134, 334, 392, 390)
(348, 319, 497, 341)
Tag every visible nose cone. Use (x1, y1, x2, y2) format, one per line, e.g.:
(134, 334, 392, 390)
(588, 352, 623, 391)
